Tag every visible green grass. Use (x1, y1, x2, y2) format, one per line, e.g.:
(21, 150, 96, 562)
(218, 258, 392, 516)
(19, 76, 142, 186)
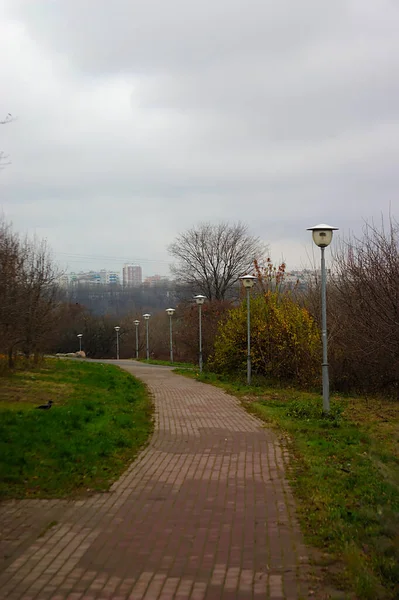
(176, 369, 399, 600)
(0, 359, 153, 499)
(137, 358, 195, 369)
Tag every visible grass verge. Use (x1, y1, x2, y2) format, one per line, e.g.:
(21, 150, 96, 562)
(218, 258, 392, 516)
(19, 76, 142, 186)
(136, 358, 195, 368)
(0, 358, 153, 499)
(174, 369, 399, 600)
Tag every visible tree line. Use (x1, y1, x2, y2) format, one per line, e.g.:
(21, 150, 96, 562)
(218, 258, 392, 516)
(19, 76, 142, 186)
(1, 218, 398, 398)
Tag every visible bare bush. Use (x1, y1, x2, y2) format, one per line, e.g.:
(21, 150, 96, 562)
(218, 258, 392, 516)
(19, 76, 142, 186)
(327, 217, 399, 396)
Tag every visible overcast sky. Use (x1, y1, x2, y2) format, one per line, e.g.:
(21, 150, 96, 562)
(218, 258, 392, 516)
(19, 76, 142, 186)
(0, 0, 398, 277)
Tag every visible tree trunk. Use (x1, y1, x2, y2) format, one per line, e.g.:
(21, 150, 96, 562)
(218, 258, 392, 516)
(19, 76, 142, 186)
(8, 347, 14, 369)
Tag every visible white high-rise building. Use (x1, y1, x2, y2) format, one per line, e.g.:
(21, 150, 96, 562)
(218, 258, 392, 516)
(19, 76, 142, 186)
(67, 270, 120, 285)
(100, 270, 120, 285)
(123, 264, 142, 287)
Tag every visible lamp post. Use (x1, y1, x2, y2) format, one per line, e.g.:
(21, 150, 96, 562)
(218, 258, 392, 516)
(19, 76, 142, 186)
(166, 308, 175, 363)
(307, 223, 339, 414)
(77, 333, 83, 352)
(194, 295, 206, 373)
(240, 275, 257, 385)
(143, 314, 151, 360)
(134, 320, 140, 359)
(114, 326, 120, 360)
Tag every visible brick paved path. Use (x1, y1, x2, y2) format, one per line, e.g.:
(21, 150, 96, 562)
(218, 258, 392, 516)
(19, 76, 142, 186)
(0, 362, 310, 600)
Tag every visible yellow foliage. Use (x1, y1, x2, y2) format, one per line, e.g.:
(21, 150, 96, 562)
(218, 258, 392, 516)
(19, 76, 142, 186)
(209, 291, 321, 387)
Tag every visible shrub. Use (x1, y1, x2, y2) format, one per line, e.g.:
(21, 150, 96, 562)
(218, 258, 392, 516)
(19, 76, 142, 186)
(210, 291, 321, 387)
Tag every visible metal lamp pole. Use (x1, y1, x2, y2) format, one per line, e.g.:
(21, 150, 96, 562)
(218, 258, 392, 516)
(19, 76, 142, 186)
(114, 326, 120, 360)
(166, 308, 175, 363)
(307, 223, 338, 414)
(77, 333, 83, 352)
(194, 295, 206, 373)
(143, 314, 151, 360)
(134, 320, 140, 359)
(240, 275, 257, 385)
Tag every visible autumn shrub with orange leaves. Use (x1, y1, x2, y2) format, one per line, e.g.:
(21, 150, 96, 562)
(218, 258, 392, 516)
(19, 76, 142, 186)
(209, 290, 321, 388)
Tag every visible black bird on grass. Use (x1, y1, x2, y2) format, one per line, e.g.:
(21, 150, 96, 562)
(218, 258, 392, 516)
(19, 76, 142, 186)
(36, 400, 53, 410)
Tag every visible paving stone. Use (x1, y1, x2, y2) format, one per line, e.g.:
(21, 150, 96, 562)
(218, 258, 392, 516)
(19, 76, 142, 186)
(0, 361, 311, 599)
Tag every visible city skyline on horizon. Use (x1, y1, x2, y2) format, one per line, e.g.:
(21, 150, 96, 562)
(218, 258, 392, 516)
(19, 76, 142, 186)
(52, 235, 326, 281)
(2, 0, 396, 289)
(58, 263, 314, 287)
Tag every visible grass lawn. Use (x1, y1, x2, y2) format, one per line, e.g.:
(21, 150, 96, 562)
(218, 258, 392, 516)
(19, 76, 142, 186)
(136, 358, 195, 368)
(175, 369, 399, 600)
(0, 359, 153, 499)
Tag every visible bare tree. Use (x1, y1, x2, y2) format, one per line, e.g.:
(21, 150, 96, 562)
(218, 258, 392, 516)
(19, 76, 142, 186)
(0, 219, 60, 366)
(20, 237, 60, 359)
(168, 222, 267, 300)
(329, 216, 399, 396)
(1, 113, 14, 169)
(0, 220, 26, 364)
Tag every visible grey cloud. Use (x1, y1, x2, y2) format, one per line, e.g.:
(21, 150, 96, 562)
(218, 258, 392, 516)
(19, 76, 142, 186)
(9, 0, 347, 75)
(1, 0, 398, 275)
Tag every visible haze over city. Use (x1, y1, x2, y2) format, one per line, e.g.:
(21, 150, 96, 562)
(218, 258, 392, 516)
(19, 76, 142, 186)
(1, 0, 398, 276)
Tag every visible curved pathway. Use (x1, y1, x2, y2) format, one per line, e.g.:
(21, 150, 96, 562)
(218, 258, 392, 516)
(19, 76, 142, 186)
(0, 362, 310, 599)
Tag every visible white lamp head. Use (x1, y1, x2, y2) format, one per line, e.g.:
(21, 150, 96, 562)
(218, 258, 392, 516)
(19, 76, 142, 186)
(77, 333, 83, 338)
(166, 308, 175, 316)
(307, 223, 339, 248)
(240, 274, 257, 289)
(143, 313, 151, 320)
(194, 294, 206, 305)
(134, 320, 140, 326)
(114, 326, 120, 332)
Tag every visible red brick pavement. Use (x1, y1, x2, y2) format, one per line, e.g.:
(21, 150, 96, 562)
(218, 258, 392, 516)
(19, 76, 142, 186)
(0, 362, 311, 599)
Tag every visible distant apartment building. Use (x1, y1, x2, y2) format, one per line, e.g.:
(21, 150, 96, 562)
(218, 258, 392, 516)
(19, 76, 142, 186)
(57, 274, 70, 287)
(68, 270, 121, 286)
(100, 270, 120, 285)
(143, 274, 169, 287)
(280, 270, 319, 289)
(123, 264, 142, 287)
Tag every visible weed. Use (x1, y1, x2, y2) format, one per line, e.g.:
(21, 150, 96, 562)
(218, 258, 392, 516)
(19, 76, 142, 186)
(38, 520, 58, 538)
(137, 358, 195, 368)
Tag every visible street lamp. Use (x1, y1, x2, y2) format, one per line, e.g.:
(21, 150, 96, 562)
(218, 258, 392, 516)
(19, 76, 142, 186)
(307, 223, 339, 414)
(166, 308, 175, 363)
(240, 275, 257, 385)
(194, 295, 206, 373)
(77, 333, 83, 352)
(134, 320, 140, 359)
(114, 326, 120, 360)
(143, 314, 151, 360)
